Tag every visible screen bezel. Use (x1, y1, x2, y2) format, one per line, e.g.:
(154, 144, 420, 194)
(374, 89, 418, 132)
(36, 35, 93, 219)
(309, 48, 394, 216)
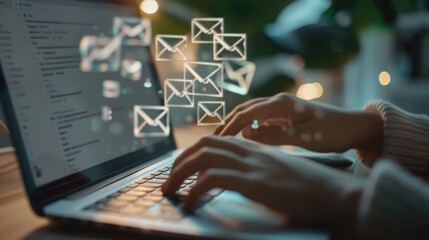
(0, 0, 177, 216)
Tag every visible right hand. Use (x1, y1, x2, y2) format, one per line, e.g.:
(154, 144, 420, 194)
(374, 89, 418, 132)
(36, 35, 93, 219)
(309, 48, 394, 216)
(214, 93, 383, 154)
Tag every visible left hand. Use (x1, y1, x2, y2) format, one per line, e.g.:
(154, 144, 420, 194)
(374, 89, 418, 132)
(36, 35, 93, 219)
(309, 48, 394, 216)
(161, 135, 364, 226)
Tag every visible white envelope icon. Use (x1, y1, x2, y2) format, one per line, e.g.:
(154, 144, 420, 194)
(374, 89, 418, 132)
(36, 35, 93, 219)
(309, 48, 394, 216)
(103, 80, 120, 98)
(198, 101, 225, 126)
(223, 60, 256, 95)
(213, 33, 247, 61)
(80, 35, 121, 72)
(121, 59, 142, 81)
(113, 17, 151, 46)
(156, 35, 187, 61)
(191, 18, 224, 44)
(184, 62, 223, 97)
(134, 106, 170, 138)
(164, 79, 194, 108)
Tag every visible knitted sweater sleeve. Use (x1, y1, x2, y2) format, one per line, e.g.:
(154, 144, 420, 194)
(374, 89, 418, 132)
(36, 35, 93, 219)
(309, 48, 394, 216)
(357, 160, 429, 239)
(357, 101, 429, 175)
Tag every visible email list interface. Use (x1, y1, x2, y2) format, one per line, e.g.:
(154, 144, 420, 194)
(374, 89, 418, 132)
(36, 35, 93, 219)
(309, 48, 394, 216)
(0, 0, 165, 186)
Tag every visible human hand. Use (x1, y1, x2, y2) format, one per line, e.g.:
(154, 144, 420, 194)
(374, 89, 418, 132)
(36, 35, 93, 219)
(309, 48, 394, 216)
(214, 93, 383, 154)
(161, 136, 363, 228)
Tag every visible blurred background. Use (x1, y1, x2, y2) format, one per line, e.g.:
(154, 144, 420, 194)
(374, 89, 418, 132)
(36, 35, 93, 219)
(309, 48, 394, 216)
(142, 0, 429, 124)
(2, 0, 429, 147)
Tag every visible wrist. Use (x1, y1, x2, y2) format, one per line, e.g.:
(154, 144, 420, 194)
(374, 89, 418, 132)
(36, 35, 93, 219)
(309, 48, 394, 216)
(350, 112, 383, 155)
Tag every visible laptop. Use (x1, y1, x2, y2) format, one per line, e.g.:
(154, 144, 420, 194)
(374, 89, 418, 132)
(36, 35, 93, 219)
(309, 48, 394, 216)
(0, 0, 327, 239)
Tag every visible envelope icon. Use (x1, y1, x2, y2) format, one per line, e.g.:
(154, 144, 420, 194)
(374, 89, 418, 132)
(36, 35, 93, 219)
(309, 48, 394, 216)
(223, 60, 256, 95)
(103, 80, 120, 98)
(164, 79, 194, 108)
(134, 106, 170, 138)
(191, 18, 224, 44)
(80, 35, 121, 72)
(213, 33, 247, 61)
(156, 35, 187, 61)
(198, 101, 225, 126)
(184, 62, 223, 97)
(121, 59, 142, 81)
(113, 17, 151, 46)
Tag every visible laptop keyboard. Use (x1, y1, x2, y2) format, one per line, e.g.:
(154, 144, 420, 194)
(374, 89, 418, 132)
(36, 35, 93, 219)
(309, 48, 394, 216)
(83, 164, 222, 221)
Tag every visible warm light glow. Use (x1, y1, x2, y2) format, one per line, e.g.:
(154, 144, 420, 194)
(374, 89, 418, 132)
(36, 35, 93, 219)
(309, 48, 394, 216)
(296, 83, 324, 100)
(140, 0, 158, 14)
(379, 71, 391, 86)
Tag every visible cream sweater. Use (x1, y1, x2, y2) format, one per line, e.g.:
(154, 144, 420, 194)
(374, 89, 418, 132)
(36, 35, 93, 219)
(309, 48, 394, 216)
(356, 101, 429, 239)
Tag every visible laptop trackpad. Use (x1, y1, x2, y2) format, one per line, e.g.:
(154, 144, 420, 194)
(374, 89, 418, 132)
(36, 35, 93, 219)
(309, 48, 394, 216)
(194, 191, 327, 239)
(198, 191, 285, 231)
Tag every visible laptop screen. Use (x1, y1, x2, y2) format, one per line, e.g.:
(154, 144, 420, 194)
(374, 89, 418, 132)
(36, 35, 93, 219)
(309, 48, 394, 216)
(0, 0, 173, 188)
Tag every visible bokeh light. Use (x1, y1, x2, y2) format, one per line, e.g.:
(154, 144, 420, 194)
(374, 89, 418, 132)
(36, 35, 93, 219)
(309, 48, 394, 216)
(379, 71, 391, 86)
(296, 82, 324, 100)
(140, 0, 159, 14)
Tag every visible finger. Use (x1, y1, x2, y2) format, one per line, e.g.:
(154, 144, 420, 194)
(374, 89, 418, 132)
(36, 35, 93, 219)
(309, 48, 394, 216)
(213, 97, 268, 135)
(184, 169, 255, 211)
(171, 135, 250, 170)
(263, 118, 290, 126)
(0, 121, 9, 134)
(162, 147, 250, 194)
(219, 99, 285, 136)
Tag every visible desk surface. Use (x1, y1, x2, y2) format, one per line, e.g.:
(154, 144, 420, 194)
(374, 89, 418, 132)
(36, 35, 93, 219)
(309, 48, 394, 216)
(0, 126, 214, 240)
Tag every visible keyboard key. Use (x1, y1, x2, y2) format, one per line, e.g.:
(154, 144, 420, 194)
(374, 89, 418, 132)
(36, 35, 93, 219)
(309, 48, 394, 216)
(150, 171, 163, 176)
(182, 179, 194, 185)
(118, 187, 131, 193)
(150, 190, 164, 196)
(105, 201, 128, 209)
(120, 206, 143, 215)
(142, 175, 154, 180)
(125, 191, 147, 197)
(127, 183, 139, 188)
(135, 186, 155, 192)
(135, 179, 146, 184)
(147, 179, 165, 184)
(186, 175, 198, 180)
(143, 183, 162, 188)
(134, 200, 155, 208)
(145, 195, 163, 202)
(206, 188, 223, 196)
(155, 175, 169, 180)
(116, 195, 139, 202)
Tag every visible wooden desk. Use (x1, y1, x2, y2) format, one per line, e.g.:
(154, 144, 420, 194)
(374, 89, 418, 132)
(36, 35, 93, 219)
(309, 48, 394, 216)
(0, 126, 214, 240)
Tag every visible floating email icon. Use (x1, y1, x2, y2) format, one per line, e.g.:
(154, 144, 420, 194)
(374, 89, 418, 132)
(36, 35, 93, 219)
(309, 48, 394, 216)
(184, 62, 223, 97)
(156, 35, 187, 61)
(134, 106, 170, 138)
(213, 33, 247, 61)
(224, 60, 256, 95)
(113, 17, 151, 46)
(191, 18, 224, 44)
(164, 79, 194, 108)
(198, 101, 225, 126)
(121, 59, 142, 81)
(103, 80, 120, 98)
(80, 35, 121, 72)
